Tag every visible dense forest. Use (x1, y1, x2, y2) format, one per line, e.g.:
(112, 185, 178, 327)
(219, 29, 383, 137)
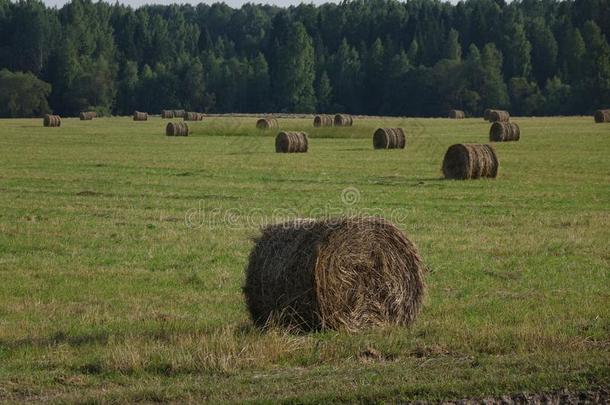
(0, 0, 609, 117)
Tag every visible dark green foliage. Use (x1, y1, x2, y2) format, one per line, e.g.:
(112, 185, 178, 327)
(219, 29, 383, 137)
(0, 69, 51, 117)
(271, 22, 316, 112)
(0, 0, 608, 116)
(527, 18, 558, 86)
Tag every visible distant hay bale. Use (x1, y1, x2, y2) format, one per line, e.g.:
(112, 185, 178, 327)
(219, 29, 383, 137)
(166, 122, 189, 137)
(161, 110, 174, 119)
(256, 118, 279, 129)
(184, 112, 204, 121)
(275, 131, 308, 153)
(133, 111, 148, 121)
(483, 108, 492, 121)
(373, 128, 406, 149)
(334, 114, 353, 126)
(243, 216, 426, 331)
(173, 110, 186, 118)
(313, 114, 333, 127)
(43, 114, 61, 127)
(594, 109, 610, 123)
(490, 122, 520, 142)
(448, 110, 465, 119)
(79, 111, 96, 120)
(488, 109, 510, 122)
(442, 143, 499, 180)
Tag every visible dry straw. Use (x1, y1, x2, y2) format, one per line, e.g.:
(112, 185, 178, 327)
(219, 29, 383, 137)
(166, 122, 189, 136)
(488, 109, 510, 122)
(594, 109, 610, 123)
(161, 110, 174, 119)
(256, 118, 279, 129)
(243, 216, 426, 332)
(373, 128, 406, 149)
(173, 109, 186, 118)
(313, 114, 333, 127)
(184, 112, 204, 121)
(334, 114, 353, 126)
(442, 143, 499, 179)
(275, 131, 308, 153)
(490, 122, 520, 142)
(448, 110, 465, 119)
(133, 111, 148, 121)
(483, 108, 492, 121)
(43, 114, 61, 127)
(79, 111, 96, 120)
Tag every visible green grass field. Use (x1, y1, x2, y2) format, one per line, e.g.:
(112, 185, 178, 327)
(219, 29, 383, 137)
(0, 115, 608, 402)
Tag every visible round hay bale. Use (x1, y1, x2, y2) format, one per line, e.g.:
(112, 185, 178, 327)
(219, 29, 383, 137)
(166, 122, 189, 136)
(373, 128, 406, 149)
(334, 114, 353, 126)
(43, 114, 61, 127)
(488, 110, 510, 122)
(133, 111, 148, 121)
(243, 216, 426, 331)
(313, 114, 333, 127)
(161, 110, 174, 119)
(594, 109, 610, 123)
(483, 108, 492, 121)
(184, 112, 204, 121)
(173, 110, 186, 118)
(275, 131, 308, 153)
(442, 143, 499, 180)
(489, 122, 520, 142)
(449, 110, 465, 119)
(256, 118, 279, 129)
(79, 111, 96, 120)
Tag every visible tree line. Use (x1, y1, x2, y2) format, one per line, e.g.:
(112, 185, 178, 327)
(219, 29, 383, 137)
(0, 0, 609, 117)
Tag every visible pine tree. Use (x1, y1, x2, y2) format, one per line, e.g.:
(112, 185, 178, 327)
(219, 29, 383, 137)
(272, 22, 316, 112)
(316, 70, 332, 112)
(527, 18, 558, 86)
(481, 43, 509, 109)
(444, 29, 462, 60)
(364, 38, 385, 113)
(407, 39, 419, 65)
(505, 22, 532, 79)
(249, 53, 270, 112)
(562, 27, 585, 82)
(331, 39, 362, 113)
(579, 21, 610, 110)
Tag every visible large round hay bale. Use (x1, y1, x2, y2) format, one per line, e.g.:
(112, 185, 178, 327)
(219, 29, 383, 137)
(594, 109, 610, 123)
(313, 114, 333, 127)
(275, 131, 308, 153)
(161, 110, 174, 119)
(334, 114, 353, 126)
(442, 143, 499, 180)
(373, 128, 406, 149)
(490, 122, 520, 142)
(448, 110, 465, 119)
(243, 216, 426, 331)
(488, 110, 510, 122)
(79, 111, 96, 120)
(43, 114, 61, 127)
(166, 122, 189, 136)
(184, 112, 204, 121)
(173, 110, 186, 118)
(133, 111, 148, 121)
(256, 118, 279, 129)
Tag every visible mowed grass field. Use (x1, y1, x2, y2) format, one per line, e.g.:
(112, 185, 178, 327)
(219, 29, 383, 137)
(0, 115, 608, 402)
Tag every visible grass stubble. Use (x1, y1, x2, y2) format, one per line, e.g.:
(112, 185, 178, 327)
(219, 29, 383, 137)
(0, 115, 608, 402)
